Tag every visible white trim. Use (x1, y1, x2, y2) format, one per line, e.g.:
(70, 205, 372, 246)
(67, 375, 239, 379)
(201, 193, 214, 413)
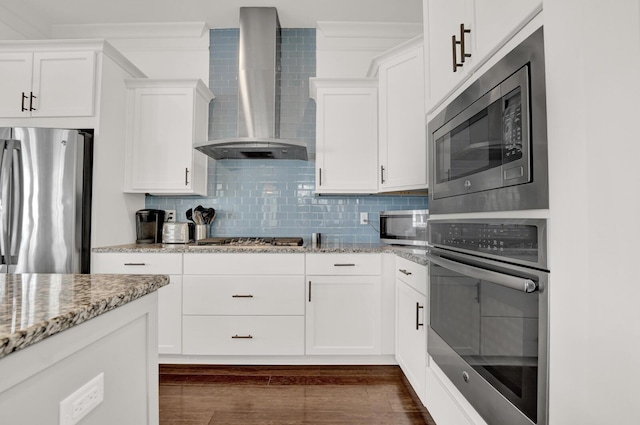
(317, 21, 422, 40)
(366, 34, 424, 77)
(159, 354, 397, 366)
(125, 78, 214, 101)
(51, 22, 209, 39)
(309, 77, 378, 100)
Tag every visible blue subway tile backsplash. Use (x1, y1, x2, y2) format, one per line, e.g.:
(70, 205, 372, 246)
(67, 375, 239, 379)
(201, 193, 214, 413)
(146, 28, 428, 244)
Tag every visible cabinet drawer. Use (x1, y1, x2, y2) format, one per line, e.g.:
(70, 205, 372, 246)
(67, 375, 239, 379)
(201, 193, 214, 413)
(92, 252, 183, 274)
(184, 253, 305, 275)
(306, 253, 381, 276)
(395, 256, 427, 295)
(182, 316, 304, 355)
(183, 275, 304, 315)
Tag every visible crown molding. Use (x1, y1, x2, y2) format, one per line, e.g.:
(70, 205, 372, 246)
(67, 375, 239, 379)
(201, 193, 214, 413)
(125, 78, 214, 101)
(309, 77, 378, 100)
(317, 21, 422, 40)
(51, 22, 209, 40)
(366, 34, 424, 77)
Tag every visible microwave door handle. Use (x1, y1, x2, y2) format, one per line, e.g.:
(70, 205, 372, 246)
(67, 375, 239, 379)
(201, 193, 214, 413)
(426, 253, 537, 293)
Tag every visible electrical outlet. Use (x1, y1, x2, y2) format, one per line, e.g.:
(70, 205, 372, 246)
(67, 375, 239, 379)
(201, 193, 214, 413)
(360, 212, 368, 225)
(165, 210, 176, 222)
(59, 373, 104, 425)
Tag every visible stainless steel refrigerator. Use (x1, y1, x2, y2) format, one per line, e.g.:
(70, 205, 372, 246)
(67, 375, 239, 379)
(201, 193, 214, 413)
(0, 128, 93, 274)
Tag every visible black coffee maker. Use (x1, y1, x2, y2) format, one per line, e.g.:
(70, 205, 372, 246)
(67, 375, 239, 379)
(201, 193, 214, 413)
(135, 209, 165, 244)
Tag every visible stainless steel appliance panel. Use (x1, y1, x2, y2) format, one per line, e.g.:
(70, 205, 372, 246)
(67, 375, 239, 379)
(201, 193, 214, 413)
(427, 231, 549, 425)
(428, 27, 547, 214)
(379, 209, 429, 246)
(0, 128, 92, 273)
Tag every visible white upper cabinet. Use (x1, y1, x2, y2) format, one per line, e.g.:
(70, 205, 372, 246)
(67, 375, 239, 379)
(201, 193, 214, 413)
(310, 78, 379, 194)
(123, 79, 214, 196)
(423, 0, 542, 113)
(369, 36, 427, 192)
(424, 0, 474, 113)
(0, 49, 96, 118)
(473, 0, 542, 62)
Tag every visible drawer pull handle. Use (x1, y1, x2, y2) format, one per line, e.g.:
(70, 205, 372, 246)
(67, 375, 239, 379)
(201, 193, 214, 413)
(231, 334, 253, 339)
(334, 263, 355, 267)
(124, 263, 146, 266)
(232, 294, 254, 298)
(399, 269, 412, 276)
(416, 303, 424, 330)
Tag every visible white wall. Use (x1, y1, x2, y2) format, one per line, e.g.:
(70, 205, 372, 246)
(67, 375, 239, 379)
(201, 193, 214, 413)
(316, 21, 422, 77)
(52, 23, 210, 84)
(545, 1, 640, 424)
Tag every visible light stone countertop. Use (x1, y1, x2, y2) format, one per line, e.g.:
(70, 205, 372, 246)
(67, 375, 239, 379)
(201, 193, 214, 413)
(92, 243, 429, 266)
(0, 273, 169, 359)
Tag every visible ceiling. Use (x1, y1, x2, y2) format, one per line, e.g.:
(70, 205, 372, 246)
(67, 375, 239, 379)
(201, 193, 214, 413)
(1, 0, 423, 30)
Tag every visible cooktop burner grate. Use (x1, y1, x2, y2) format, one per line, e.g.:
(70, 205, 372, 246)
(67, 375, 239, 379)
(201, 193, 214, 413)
(195, 237, 304, 246)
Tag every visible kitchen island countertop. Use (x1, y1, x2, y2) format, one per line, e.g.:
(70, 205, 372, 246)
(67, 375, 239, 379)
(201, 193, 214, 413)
(0, 273, 169, 359)
(92, 243, 428, 266)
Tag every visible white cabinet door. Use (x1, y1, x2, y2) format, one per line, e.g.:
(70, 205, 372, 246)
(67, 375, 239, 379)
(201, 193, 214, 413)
(311, 78, 379, 194)
(396, 279, 427, 401)
(158, 275, 182, 355)
(0, 51, 96, 118)
(424, 0, 475, 112)
(306, 275, 382, 355)
(474, 0, 542, 63)
(91, 252, 183, 355)
(31, 51, 96, 117)
(377, 40, 427, 192)
(0, 53, 32, 117)
(124, 79, 213, 196)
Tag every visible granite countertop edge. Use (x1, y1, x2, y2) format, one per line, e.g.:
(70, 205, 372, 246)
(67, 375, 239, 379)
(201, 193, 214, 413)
(0, 274, 170, 360)
(93, 244, 428, 266)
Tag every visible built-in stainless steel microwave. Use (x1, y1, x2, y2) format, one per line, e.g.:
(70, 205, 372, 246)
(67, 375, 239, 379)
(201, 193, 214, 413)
(428, 27, 548, 214)
(379, 209, 428, 246)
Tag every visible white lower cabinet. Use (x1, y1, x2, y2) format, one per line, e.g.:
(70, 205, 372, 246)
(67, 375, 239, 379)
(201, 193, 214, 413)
(305, 254, 382, 355)
(91, 252, 183, 355)
(182, 316, 305, 356)
(182, 253, 306, 356)
(395, 256, 428, 405)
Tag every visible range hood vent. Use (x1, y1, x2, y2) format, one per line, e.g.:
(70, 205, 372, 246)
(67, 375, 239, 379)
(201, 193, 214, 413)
(195, 7, 308, 161)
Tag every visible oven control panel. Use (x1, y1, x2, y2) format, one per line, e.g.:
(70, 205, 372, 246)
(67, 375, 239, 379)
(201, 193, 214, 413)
(429, 220, 545, 266)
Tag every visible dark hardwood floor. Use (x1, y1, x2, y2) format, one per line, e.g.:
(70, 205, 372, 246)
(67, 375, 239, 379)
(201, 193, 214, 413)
(159, 365, 437, 425)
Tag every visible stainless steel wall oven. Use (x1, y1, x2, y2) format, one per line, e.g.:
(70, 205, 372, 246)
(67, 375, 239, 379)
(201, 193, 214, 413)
(427, 219, 549, 425)
(428, 27, 547, 214)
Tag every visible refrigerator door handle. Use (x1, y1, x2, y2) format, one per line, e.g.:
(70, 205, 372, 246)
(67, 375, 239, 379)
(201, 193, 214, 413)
(0, 140, 14, 271)
(11, 141, 23, 271)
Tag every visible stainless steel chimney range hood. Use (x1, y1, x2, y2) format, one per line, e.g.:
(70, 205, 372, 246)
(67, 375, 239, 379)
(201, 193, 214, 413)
(194, 7, 308, 160)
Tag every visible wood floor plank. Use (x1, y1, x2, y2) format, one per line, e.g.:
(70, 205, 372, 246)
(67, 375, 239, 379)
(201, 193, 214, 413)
(159, 365, 437, 425)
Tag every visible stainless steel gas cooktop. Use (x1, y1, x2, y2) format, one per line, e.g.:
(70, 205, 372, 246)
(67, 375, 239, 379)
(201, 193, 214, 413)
(194, 237, 304, 247)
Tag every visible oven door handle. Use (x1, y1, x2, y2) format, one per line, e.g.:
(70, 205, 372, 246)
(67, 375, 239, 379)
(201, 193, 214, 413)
(427, 253, 538, 293)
